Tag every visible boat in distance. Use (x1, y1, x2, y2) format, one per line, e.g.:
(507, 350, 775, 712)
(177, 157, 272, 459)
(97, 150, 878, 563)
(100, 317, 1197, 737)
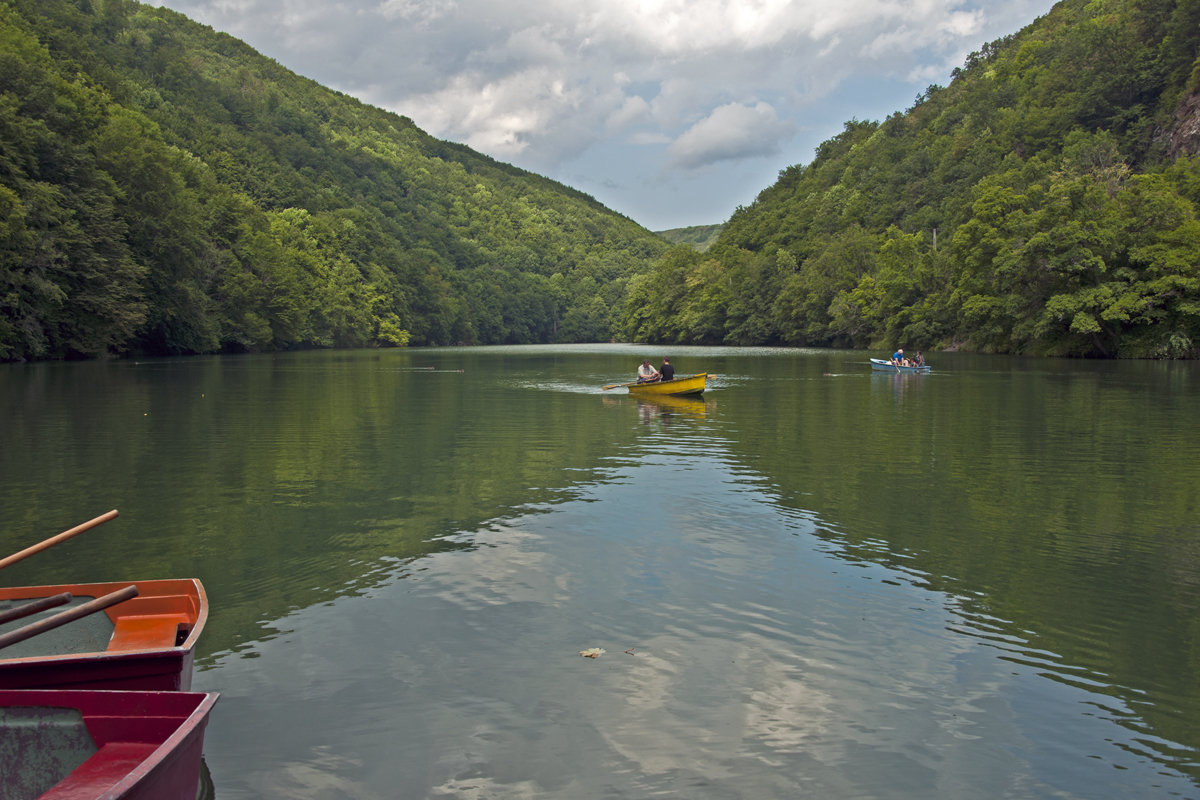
(870, 358, 931, 374)
(0, 578, 208, 691)
(0, 688, 218, 800)
(627, 372, 708, 397)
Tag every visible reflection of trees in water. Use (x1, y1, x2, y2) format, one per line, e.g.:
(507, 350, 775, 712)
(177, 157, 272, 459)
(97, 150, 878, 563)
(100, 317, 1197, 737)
(4, 349, 1200, 784)
(0, 352, 643, 662)
(870, 370, 927, 404)
(726, 359, 1200, 781)
(635, 396, 711, 425)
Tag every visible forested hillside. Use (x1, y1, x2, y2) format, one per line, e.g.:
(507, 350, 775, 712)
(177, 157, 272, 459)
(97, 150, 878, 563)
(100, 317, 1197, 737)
(657, 224, 725, 252)
(0, 0, 667, 361)
(621, 0, 1200, 358)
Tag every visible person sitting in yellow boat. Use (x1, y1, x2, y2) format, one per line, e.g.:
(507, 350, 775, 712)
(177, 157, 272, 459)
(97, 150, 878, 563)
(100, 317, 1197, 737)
(659, 357, 675, 382)
(637, 359, 660, 383)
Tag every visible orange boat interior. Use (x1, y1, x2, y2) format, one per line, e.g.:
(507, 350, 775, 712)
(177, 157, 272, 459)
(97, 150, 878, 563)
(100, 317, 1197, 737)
(0, 579, 205, 657)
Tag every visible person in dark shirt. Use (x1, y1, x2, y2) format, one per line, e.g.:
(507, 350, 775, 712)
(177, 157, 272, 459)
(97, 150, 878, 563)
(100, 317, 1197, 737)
(659, 357, 675, 382)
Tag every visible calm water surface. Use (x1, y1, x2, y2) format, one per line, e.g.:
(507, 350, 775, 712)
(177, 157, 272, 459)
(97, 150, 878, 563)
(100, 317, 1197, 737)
(2, 345, 1198, 799)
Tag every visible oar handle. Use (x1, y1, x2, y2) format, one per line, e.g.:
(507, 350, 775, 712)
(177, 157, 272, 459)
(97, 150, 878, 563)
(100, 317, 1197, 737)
(0, 585, 138, 651)
(0, 592, 73, 627)
(0, 510, 119, 570)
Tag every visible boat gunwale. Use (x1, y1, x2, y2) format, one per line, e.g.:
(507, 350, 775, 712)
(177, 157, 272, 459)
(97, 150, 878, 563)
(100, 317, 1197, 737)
(869, 358, 931, 373)
(0, 688, 218, 800)
(626, 372, 708, 396)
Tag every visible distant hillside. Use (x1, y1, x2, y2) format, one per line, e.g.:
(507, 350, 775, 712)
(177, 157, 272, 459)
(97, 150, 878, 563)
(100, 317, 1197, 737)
(622, 0, 1200, 358)
(0, 0, 667, 360)
(657, 224, 725, 252)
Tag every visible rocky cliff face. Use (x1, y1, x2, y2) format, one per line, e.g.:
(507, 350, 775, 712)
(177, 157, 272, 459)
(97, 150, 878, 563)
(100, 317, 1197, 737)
(1163, 90, 1200, 159)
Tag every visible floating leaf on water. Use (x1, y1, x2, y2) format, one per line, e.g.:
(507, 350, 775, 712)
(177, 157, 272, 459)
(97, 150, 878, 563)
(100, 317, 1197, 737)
(578, 647, 605, 658)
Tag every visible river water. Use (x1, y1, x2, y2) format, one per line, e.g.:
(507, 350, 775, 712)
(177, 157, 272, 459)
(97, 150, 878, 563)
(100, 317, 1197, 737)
(1, 344, 1198, 798)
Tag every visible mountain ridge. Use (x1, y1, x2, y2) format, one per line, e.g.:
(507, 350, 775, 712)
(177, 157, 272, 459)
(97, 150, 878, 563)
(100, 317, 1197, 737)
(0, 0, 667, 361)
(618, 0, 1200, 358)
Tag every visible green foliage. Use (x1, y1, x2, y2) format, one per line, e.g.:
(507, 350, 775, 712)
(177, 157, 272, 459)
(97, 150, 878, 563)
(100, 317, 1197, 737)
(656, 224, 725, 251)
(0, 0, 667, 361)
(620, 0, 1200, 358)
(6, 0, 1200, 360)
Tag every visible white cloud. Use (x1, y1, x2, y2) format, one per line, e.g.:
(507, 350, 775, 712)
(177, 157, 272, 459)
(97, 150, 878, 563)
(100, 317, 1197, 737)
(862, 11, 983, 59)
(666, 102, 795, 170)
(629, 131, 672, 145)
(157, 0, 1060, 227)
(402, 68, 595, 162)
(373, 0, 457, 24)
(607, 95, 653, 131)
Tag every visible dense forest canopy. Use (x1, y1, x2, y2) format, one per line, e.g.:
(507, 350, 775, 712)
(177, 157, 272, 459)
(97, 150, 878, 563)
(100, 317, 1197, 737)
(619, 0, 1200, 358)
(0, 0, 668, 360)
(4, 0, 1200, 361)
(656, 224, 726, 252)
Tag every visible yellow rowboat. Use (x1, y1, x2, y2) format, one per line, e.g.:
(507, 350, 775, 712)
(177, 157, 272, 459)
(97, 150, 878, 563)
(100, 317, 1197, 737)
(626, 372, 707, 397)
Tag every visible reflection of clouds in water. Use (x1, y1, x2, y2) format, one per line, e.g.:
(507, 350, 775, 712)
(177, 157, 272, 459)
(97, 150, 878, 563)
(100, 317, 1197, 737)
(421, 526, 566, 610)
(744, 656, 837, 756)
(598, 630, 833, 779)
(409, 465, 934, 787)
(422, 493, 1041, 795)
(199, 449, 1196, 799)
(428, 777, 543, 799)
(255, 747, 371, 800)
(580, 587, 839, 778)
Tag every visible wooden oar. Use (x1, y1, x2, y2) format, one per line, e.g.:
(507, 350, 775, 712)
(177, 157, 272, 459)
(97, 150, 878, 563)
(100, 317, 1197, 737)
(602, 379, 642, 390)
(0, 509, 119, 570)
(0, 592, 72, 627)
(0, 585, 137, 652)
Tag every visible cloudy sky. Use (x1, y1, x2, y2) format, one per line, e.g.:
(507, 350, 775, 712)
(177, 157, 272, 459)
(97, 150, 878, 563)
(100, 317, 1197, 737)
(154, 0, 1059, 230)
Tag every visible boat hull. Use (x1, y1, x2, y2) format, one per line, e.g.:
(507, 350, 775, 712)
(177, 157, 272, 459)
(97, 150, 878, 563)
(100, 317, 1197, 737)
(0, 689, 218, 800)
(0, 579, 208, 691)
(627, 372, 708, 396)
(870, 358, 930, 374)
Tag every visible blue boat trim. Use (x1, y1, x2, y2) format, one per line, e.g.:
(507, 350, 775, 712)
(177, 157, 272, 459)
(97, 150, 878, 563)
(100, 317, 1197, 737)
(870, 358, 931, 373)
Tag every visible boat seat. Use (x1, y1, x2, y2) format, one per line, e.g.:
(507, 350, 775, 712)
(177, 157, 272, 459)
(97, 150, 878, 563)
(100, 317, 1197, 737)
(107, 614, 190, 651)
(44, 741, 158, 795)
